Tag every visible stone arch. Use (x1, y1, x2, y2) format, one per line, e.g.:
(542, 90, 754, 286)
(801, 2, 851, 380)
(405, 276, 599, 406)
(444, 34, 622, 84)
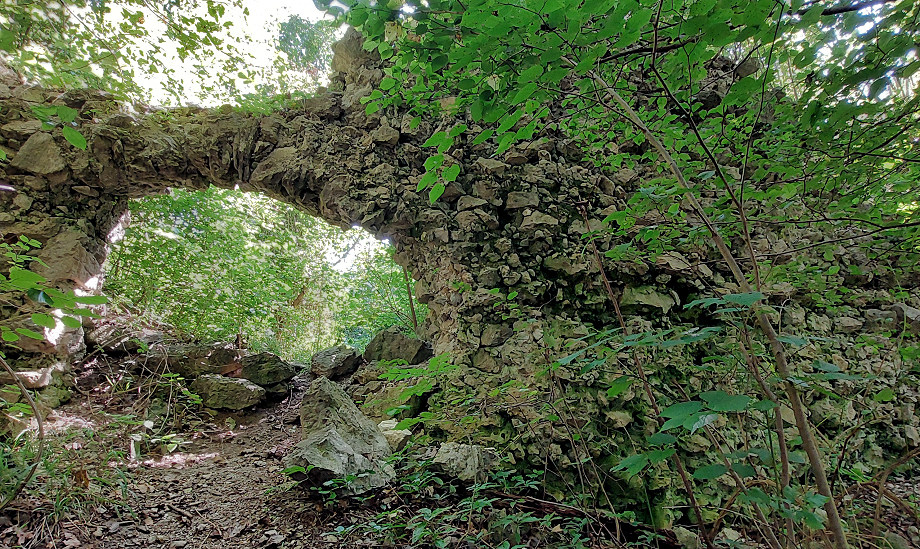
(0, 30, 624, 389)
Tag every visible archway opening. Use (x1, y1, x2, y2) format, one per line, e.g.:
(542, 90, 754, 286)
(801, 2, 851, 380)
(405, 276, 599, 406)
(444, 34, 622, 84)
(103, 186, 425, 362)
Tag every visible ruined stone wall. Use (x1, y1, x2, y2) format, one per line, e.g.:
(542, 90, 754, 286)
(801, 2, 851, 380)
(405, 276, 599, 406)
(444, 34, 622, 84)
(2, 30, 919, 511)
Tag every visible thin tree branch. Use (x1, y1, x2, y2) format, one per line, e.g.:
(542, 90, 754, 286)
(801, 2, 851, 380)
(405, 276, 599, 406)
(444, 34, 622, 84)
(0, 355, 45, 512)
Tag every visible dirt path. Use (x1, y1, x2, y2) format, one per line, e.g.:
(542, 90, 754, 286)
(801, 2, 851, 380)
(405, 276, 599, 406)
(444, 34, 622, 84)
(97, 401, 304, 549)
(1, 366, 381, 549)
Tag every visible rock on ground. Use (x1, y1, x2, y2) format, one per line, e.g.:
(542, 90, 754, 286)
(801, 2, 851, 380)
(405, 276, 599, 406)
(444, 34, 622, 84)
(190, 374, 265, 410)
(310, 345, 361, 380)
(286, 377, 393, 494)
(378, 418, 412, 451)
(432, 442, 495, 482)
(152, 343, 239, 378)
(363, 327, 432, 365)
(241, 352, 297, 386)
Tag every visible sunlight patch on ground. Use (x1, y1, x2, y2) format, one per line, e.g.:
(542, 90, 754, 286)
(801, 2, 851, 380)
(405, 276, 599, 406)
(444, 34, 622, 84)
(137, 452, 221, 469)
(42, 411, 99, 434)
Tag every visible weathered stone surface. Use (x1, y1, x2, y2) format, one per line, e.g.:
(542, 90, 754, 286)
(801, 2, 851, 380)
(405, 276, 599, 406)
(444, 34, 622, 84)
(892, 303, 920, 334)
(311, 345, 362, 380)
(152, 343, 238, 378)
(0, 413, 29, 438)
(505, 191, 538, 209)
(2, 28, 919, 515)
(85, 323, 165, 354)
(0, 361, 68, 389)
(519, 211, 558, 230)
(370, 124, 400, 146)
(378, 419, 412, 451)
(360, 382, 428, 421)
(10, 132, 66, 175)
(432, 442, 495, 482)
(189, 374, 265, 410)
(30, 229, 100, 287)
(621, 286, 677, 313)
(1, 119, 42, 140)
(364, 327, 432, 365)
(834, 316, 863, 333)
(298, 377, 393, 456)
(287, 377, 393, 494)
(240, 352, 297, 386)
(474, 157, 509, 176)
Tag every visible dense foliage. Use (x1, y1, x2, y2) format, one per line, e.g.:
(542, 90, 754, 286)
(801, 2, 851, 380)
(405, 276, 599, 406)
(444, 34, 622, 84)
(322, 0, 919, 546)
(0, 0, 333, 105)
(105, 188, 423, 359)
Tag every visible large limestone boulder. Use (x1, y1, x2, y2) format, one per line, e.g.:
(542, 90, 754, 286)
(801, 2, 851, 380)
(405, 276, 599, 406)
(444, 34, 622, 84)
(151, 343, 238, 378)
(310, 345, 361, 380)
(240, 352, 297, 386)
(363, 327, 432, 364)
(189, 374, 265, 410)
(285, 377, 393, 494)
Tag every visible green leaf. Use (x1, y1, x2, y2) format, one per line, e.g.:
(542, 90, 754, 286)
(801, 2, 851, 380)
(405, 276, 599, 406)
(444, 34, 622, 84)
(73, 295, 108, 305)
(612, 453, 648, 476)
(60, 315, 82, 329)
(416, 170, 438, 191)
(510, 82, 538, 105)
(723, 292, 764, 307)
(795, 510, 825, 530)
(497, 109, 524, 134)
(424, 154, 444, 171)
(472, 129, 494, 145)
(442, 164, 461, 182)
(423, 131, 449, 148)
(701, 390, 751, 412)
(778, 335, 808, 346)
(9, 268, 46, 290)
(647, 432, 677, 446)
(731, 463, 757, 478)
(31, 313, 57, 329)
(692, 464, 728, 480)
(606, 376, 633, 398)
(660, 401, 703, 419)
(30, 105, 57, 121)
(429, 182, 445, 203)
(751, 399, 777, 412)
(646, 448, 675, 464)
(15, 328, 45, 340)
(62, 126, 87, 150)
(27, 289, 55, 306)
(873, 388, 895, 403)
(56, 106, 79, 123)
(379, 77, 397, 90)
